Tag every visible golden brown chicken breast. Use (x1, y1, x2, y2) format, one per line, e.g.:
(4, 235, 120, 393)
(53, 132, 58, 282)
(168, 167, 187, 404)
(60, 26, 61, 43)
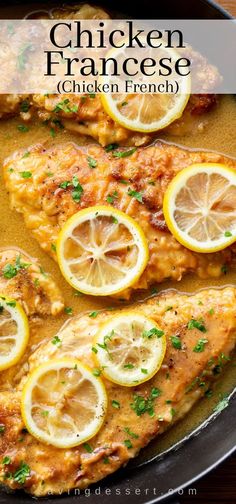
(3, 141, 236, 298)
(0, 286, 234, 496)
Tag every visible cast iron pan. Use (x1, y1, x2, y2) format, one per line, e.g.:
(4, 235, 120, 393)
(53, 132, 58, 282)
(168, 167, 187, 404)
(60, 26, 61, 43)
(0, 1, 235, 503)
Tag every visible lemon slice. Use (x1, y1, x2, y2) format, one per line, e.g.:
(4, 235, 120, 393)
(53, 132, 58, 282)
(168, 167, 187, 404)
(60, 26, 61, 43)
(100, 44, 191, 133)
(93, 312, 166, 386)
(57, 206, 149, 296)
(0, 295, 29, 370)
(163, 163, 236, 253)
(21, 358, 107, 448)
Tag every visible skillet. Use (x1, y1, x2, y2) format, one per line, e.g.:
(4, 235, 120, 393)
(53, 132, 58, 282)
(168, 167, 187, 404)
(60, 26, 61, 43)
(0, 1, 235, 503)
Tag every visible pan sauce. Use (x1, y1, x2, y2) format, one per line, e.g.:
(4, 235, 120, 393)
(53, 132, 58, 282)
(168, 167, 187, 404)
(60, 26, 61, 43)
(0, 94, 235, 464)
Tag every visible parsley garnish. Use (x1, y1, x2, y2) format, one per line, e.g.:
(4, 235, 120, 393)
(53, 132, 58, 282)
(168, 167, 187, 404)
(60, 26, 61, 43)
(17, 124, 29, 133)
(87, 156, 97, 169)
(187, 318, 207, 333)
(221, 264, 228, 274)
(128, 188, 143, 203)
(112, 400, 120, 409)
(124, 363, 134, 369)
(106, 191, 118, 204)
(83, 443, 93, 453)
(171, 335, 182, 350)
(113, 148, 136, 158)
(2, 255, 30, 279)
(142, 327, 164, 339)
(13, 461, 30, 485)
(193, 338, 208, 352)
(71, 176, 83, 203)
(64, 307, 73, 315)
(124, 439, 133, 449)
(131, 388, 161, 417)
(213, 395, 229, 414)
(20, 171, 32, 179)
(53, 99, 78, 114)
(2, 456, 11, 465)
(105, 143, 119, 152)
(89, 311, 99, 318)
(123, 427, 139, 439)
(20, 100, 30, 113)
(51, 335, 62, 347)
(224, 231, 232, 237)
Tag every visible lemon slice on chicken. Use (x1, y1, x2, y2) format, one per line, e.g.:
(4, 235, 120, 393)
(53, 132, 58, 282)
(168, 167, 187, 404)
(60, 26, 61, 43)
(100, 44, 191, 133)
(163, 163, 236, 253)
(0, 295, 29, 370)
(93, 312, 166, 386)
(57, 206, 149, 296)
(21, 358, 107, 448)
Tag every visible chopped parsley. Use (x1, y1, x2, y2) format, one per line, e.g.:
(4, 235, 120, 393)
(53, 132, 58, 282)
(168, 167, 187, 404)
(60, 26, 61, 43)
(71, 176, 83, 203)
(142, 327, 164, 339)
(111, 400, 120, 409)
(105, 143, 119, 152)
(124, 363, 134, 369)
(113, 148, 136, 158)
(221, 264, 228, 274)
(53, 99, 78, 114)
(17, 124, 29, 133)
(51, 243, 56, 253)
(6, 300, 16, 307)
(13, 461, 30, 485)
(83, 443, 93, 453)
(131, 387, 161, 417)
(60, 180, 71, 189)
(41, 410, 49, 417)
(2, 456, 11, 465)
(106, 191, 118, 204)
(170, 335, 182, 350)
(89, 311, 99, 318)
(87, 156, 97, 169)
(20, 171, 32, 179)
(64, 307, 73, 315)
(2, 255, 30, 279)
(51, 335, 62, 347)
(141, 368, 148, 374)
(208, 308, 215, 315)
(213, 395, 229, 414)
(187, 318, 207, 333)
(0, 425, 5, 434)
(127, 188, 143, 203)
(124, 439, 133, 449)
(20, 100, 30, 113)
(50, 127, 56, 138)
(193, 338, 208, 353)
(103, 456, 110, 464)
(123, 427, 139, 439)
(22, 151, 30, 159)
(91, 346, 98, 354)
(92, 368, 102, 377)
(224, 231, 232, 237)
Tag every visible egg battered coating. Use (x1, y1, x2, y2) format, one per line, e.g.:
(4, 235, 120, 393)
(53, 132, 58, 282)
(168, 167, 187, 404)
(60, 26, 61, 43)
(4, 141, 236, 299)
(0, 249, 64, 390)
(0, 287, 235, 496)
